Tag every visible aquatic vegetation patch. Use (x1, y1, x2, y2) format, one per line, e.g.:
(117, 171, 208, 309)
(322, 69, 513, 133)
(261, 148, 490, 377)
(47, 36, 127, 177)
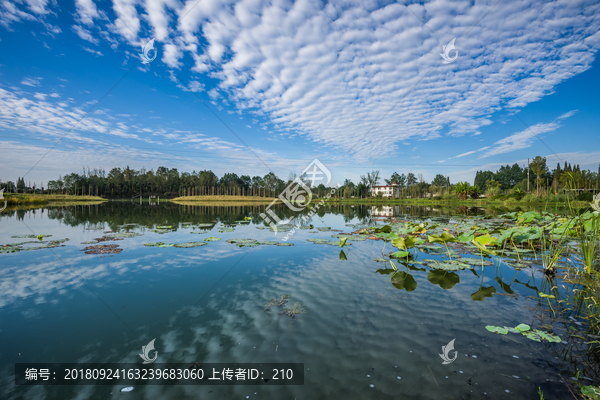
(581, 386, 600, 400)
(485, 323, 560, 343)
(424, 259, 473, 271)
(82, 244, 123, 255)
(219, 228, 235, 233)
(281, 302, 307, 318)
(144, 242, 165, 247)
(263, 295, 289, 312)
(316, 227, 331, 231)
(226, 239, 257, 244)
(203, 237, 221, 242)
(173, 242, 208, 248)
(11, 234, 52, 238)
(90, 237, 125, 243)
(255, 240, 277, 245)
(107, 232, 143, 238)
(454, 257, 494, 266)
(190, 230, 209, 234)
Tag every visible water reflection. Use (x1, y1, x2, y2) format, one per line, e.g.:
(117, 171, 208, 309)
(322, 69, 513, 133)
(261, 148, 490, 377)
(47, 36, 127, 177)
(0, 202, 578, 399)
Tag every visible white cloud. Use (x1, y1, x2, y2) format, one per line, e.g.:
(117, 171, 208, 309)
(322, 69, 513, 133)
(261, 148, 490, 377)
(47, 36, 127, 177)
(82, 46, 103, 56)
(33, 92, 46, 100)
(74, 0, 102, 25)
(21, 76, 42, 86)
(72, 24, 98, 44)
(479, 122, 561, 159)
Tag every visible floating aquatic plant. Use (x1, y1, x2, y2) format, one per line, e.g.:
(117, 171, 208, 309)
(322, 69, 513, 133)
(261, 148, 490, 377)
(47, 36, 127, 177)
(203, 237, 221, 242)
(263, 295, 289, 312)
(82, 244, 123, 255)
(485, 323, 560, 343)
(281, 302, 306, 318)
(174, 242, 208, 248)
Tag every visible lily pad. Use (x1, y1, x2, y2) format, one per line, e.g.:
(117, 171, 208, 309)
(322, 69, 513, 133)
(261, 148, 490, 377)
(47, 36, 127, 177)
(226, 239, 258, 244)
(144, 242, 165, 247)
(485, 325, 509, 334)
(82, 244, 122, 255)
(515, 324, 530, 332)
(256, 240, 278, 245)
(373, 258, 388, 262)
(203, 237, 221, 242)
(276, 242, 294, 246)
(581, 386, 600, 400)
(316, 227, 331, 231)
(424, 259, 472, 271)
(454, 257, 494, 266)
(173, 242, 208, 248)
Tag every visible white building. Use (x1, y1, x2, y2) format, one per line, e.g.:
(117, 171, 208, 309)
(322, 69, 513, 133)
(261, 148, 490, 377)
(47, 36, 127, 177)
(371, 185, 400, 198)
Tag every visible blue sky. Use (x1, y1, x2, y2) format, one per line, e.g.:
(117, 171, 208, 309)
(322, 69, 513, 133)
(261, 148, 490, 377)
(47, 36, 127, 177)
(0, 0, 599, 186)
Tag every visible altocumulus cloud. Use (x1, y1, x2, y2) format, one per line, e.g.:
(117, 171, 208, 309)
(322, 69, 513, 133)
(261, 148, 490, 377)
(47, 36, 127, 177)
(3, 0, 600, 162)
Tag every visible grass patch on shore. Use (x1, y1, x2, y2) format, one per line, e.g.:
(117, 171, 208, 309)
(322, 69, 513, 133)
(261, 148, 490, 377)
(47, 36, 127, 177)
(4, 194, 107, 205)
(171, 195, 278, 202)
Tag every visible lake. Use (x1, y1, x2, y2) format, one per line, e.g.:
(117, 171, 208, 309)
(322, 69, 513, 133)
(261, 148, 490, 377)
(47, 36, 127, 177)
(0, 202, 576, 399)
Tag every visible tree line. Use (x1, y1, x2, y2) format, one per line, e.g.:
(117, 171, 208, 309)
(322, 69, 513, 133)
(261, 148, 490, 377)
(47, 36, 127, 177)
(1, 156, 597, 199)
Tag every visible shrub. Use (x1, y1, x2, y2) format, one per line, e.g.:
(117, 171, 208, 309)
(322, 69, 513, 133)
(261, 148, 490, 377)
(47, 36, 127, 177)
(578, 192, 594, 202)
(485, 187, 502, 198)
(521, 193, 539, 203)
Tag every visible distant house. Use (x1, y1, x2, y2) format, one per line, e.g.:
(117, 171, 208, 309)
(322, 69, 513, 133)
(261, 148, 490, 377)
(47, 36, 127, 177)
(371, 185, 399, 198)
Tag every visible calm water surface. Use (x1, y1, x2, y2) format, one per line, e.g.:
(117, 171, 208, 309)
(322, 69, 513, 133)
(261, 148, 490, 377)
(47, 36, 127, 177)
(0, 203, 573, 399)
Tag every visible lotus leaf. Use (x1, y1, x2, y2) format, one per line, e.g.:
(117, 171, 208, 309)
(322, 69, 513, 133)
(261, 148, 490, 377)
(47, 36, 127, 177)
(339, 237, 347, 248)
(144, 242, 165, 247)
(373, 225, 392, 233)
(454, 257, 493, 266)
(316, 227, 331, 231)
(392, 235, 419, 250)
(389, 251, 411, 259)
(276, 242, 294, 246)
(204, 237, 221, 242)
(373, 258, 387, 262)
(339, 250, 347, 260)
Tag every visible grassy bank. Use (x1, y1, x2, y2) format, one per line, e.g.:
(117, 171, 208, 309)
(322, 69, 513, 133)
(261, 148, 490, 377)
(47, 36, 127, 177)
(4, 194, 107, 205)
(171, 195, 278, 202)
(320, 196, 591, 208)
